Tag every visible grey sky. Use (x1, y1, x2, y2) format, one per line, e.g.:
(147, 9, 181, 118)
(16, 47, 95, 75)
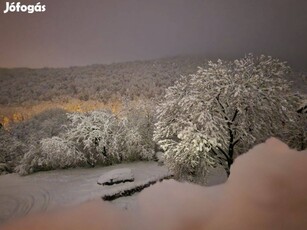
(0, 0, 306, 70)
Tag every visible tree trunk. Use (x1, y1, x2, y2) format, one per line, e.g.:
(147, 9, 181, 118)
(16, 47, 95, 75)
(225, 158, 233, 177)
(225, 166, 230, 177)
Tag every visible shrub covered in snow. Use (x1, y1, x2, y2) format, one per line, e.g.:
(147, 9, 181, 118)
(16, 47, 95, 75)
(0, 108, 70, 174)
(0, 129, 25, 173)
(119, 100, 156, 160)
(15, 137, 85, 175)
(154, 54, 302, 180)
(64, 109, 155, 166)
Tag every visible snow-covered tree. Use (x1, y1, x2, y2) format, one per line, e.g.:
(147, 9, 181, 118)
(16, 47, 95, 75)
(286, 98, 307, 150)
(64, 109, 154, 166)
(119, 99, 156, 160)
(154, 54, 301, 179)
(64, 110, 119, 166)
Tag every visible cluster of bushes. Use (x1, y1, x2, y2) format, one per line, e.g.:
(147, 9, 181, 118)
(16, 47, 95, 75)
(0, 108, 69, 174)
(0, 101, 155, 175)
(0, 129, 25, 174)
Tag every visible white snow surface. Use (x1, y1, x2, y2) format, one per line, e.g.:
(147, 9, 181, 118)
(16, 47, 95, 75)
(0, 162, 171, 224)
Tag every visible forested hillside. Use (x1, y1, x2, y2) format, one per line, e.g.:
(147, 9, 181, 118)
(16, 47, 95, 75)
(0, 56, 210, 105)
(0, 56, 211, 127)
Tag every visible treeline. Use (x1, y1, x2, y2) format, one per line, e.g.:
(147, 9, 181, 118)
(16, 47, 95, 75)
(1, 56, 306, 106)
(0, 56, 210, 105)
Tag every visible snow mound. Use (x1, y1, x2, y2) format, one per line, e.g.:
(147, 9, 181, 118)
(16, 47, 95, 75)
(97, 168, 134, 185)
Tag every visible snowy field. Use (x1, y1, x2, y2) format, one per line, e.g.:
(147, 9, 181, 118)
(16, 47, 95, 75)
(0, 162, 172, 224)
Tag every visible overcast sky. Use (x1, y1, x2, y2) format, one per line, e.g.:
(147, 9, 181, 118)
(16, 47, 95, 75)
(0, 0, 306, 70)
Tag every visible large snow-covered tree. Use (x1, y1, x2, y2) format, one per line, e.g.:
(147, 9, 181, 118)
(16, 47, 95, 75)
(154, 54, 302, 179)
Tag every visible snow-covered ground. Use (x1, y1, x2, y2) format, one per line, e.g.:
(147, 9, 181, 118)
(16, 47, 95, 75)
(0, 160, 228, 225)
(0, 162, 171, 224)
